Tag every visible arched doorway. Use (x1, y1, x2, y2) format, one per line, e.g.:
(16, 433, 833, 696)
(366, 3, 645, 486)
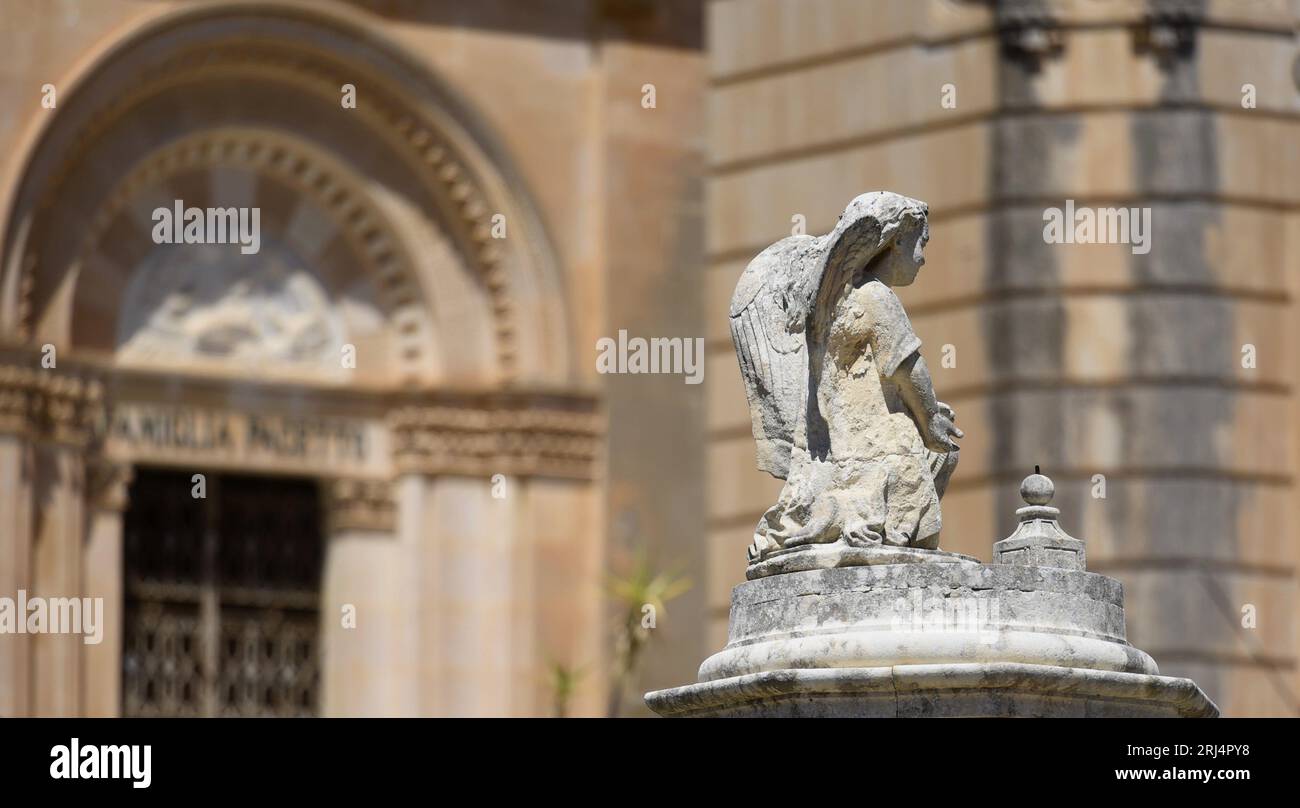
(0, 2, 602, 717)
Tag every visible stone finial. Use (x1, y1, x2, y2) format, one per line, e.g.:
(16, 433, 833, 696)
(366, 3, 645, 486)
(1020, 466, 1053, 506)
(993, 468, 1086, 571)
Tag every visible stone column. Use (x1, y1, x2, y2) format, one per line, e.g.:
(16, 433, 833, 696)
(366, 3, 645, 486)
(516, 476, 604, 717)
(0, 406, 34, 716)
(30, 444, 86, 716)
(399, 474, 601, 717)
(392, 472, 429, 716)
(320, 478, 402, 717)
(389, 399, 603, 717)
(395, 470, 522, 718)
(25, 371, 103, 716)
(82, 459, 131, 717)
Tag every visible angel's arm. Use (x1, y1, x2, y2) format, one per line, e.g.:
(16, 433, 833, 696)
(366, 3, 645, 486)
(891, 353, 962, 453)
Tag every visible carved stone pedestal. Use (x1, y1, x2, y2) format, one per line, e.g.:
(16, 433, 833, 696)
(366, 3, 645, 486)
(645, 563, 1217, 718)
(646, 474, 1218, 718)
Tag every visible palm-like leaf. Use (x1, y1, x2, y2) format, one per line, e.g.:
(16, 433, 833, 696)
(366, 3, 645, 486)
(606, 547, 692, 621)
(605, 546, 692, 717)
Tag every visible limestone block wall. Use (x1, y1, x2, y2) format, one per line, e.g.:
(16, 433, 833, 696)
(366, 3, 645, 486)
(704, 0, 1299, 717)
(704, 0, 999, 655)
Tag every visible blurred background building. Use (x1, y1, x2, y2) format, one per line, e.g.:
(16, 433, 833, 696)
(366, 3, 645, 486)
(0, 0, 1295, 717)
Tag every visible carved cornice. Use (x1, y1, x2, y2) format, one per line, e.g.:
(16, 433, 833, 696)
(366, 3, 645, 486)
(324, 477, 395, 534)
(0, 359, 105, 448)
(994, 0, 1206, 73)
(995, 1, 1065, 71)
(390, 400, 603, 480)
(0, 350, 602, 480)
(1133, 0, 1201, 69)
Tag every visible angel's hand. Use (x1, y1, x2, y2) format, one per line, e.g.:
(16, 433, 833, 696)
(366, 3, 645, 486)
(923, 409, 963, 453)
(937, 401, 956, 422)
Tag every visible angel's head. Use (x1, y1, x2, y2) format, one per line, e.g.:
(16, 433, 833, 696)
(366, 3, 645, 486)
(836, 192, 929, 288)
(873, 206, 929, 287)
(810, 192, 930, 310)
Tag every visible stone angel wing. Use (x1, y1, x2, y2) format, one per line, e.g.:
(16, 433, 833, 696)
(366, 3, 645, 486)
(728, 235, 818, 479)
(730, 193, 923, 480)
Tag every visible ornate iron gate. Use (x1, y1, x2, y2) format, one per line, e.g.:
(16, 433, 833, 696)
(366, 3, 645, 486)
(122, 470, 322, 717)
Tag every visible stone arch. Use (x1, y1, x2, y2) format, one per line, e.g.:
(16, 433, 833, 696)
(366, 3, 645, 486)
(80, 127, 433, 386)
(0, 0, 572, 388)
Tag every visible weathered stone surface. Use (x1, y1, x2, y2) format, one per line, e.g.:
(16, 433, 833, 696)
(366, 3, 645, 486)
(646, 663, 1218, 718)
(746, 543, 977, 580)
(697, 562, 1153, 682)
(992, 471, 1087, 570)
(731, 192, 963, 571)
(648, 466, 1219, 718)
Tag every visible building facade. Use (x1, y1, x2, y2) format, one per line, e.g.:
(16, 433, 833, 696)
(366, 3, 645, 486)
(0, 0, 705, 717)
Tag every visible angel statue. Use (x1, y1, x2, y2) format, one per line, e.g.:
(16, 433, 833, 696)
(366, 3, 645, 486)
(730, 191, 969, 578)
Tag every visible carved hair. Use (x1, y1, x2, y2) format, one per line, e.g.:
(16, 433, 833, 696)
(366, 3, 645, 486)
(807, 192, 928, 337)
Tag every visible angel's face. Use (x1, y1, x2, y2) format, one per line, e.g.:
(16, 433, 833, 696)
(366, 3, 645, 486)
(876, 215, 929, 287)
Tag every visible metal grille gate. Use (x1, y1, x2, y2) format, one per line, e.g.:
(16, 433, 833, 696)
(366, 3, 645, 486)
(121, 469, 322, 717)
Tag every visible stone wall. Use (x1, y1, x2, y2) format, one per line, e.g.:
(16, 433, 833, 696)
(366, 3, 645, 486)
(703, 0, 1299, 717)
